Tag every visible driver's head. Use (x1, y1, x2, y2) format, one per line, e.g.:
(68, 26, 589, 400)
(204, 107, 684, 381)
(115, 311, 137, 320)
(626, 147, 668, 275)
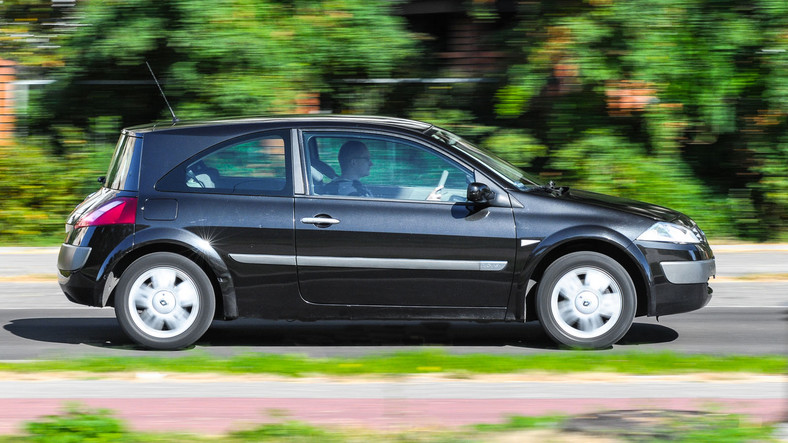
(338, 140, 372, 178)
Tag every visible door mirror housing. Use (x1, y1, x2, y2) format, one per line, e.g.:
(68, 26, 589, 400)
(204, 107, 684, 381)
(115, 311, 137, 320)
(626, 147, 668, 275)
(467, 182, 495, 205)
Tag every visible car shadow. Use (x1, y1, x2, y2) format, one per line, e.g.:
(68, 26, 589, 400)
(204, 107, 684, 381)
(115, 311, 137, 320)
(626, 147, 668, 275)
(4, 317, 678, 351)
(3, 316, 131, 347)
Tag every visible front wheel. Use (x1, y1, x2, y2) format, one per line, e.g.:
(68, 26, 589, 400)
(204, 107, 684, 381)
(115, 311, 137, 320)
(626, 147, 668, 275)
(115, 252, 215, 350)
(536, 251, 636, 349)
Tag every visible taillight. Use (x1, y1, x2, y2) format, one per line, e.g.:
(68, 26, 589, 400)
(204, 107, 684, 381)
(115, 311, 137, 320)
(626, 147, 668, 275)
(74, 197, 137, 229)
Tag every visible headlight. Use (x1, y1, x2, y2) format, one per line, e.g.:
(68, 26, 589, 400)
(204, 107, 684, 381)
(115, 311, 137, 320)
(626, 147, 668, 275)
(637, 222, 701, 244)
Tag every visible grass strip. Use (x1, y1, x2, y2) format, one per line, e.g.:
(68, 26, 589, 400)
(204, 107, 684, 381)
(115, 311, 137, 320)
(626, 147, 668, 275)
(0, 350, 784, 376)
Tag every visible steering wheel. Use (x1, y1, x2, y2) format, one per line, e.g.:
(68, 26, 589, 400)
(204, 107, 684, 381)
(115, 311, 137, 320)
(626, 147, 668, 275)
(426, 170, 449, 201)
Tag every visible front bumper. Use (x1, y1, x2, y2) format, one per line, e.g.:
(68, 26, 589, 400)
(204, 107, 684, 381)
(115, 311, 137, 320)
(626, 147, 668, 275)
(661, 259, 716, 284)
(636, 240, 715, 317)
(651, 280, 713, 316)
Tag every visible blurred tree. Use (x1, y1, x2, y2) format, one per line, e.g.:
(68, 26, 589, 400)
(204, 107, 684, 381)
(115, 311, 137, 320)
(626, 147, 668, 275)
(0, 0, 74, 70)
(0, 130, 108, 243)
(3, 0, 786, 242)
(33, 0, 419, 129)
(495, 0, 787, 239)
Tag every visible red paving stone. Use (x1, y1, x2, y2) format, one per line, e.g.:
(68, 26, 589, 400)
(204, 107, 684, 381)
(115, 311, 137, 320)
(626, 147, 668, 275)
(1, 397, 784, 436)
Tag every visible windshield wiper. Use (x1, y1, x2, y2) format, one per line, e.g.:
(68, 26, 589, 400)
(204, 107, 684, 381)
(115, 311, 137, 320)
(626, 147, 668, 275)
(537, 180, 570, 196)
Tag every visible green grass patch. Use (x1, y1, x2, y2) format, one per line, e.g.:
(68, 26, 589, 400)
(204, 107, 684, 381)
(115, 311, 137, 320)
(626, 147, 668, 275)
(22, 405, 128, 443)
(663, 413, 778, 442)
(0, 236, 61, 247)
(0, 350, 784, 377)
(229, 422, 345, 442)
(474, 414, 566, 432)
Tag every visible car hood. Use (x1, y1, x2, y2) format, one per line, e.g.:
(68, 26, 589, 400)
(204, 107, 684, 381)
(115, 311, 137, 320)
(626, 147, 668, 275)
(556, 189, 683, 222)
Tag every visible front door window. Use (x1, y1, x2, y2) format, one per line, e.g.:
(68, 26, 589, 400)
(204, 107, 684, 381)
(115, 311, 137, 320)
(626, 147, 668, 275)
(303, 132, 472, 202)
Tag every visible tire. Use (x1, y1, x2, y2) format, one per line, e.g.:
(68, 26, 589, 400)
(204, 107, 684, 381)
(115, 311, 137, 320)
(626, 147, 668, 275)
(536, 251, 636, 349)
(115, 252, 215, 350)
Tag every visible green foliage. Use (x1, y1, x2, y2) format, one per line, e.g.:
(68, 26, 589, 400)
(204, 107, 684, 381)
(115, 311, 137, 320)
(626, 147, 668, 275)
(2, 0, 786, 241)
(749, 134, 788, 237)
(25, 405, 130, 442)
(0, 132, 111, 245)
(0, 0, 73, 69)
(230, 421, 342, 442)
(36, 0, 419, 124)
(549, 129, 732, 233)
(474, 415, 565, 432)
(495, 70, 548, 118)
(482, 129, 548, 169)
(663, 413, 776, 443)
(495, 0, 788, 239)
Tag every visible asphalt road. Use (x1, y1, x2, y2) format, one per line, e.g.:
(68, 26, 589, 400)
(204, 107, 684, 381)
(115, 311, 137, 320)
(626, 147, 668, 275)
(0, 245, 786, 359)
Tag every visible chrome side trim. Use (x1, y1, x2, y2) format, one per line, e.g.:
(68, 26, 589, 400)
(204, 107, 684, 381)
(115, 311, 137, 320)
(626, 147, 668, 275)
(660, 259, 716, 284)
(228, 253, 508, 271)
(520, 239, 540, 247)
(229, 253, 297, 266)
(298, 256, 508, 272)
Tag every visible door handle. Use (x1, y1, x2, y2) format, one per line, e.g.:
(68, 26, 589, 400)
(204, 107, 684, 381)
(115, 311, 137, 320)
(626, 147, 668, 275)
(300, 216, 340, 226)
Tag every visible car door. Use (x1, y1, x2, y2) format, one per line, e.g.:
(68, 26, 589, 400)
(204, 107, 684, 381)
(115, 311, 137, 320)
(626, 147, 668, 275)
(155, 129, 296, 316)
(294, 129, 517, 309)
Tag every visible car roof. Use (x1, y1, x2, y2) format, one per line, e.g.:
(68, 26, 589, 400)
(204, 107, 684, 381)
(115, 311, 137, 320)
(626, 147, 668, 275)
(124, 115, 434, 135)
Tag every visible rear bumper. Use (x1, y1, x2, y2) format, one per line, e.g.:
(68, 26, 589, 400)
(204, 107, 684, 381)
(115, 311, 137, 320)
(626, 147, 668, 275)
(57, 225, 134, 307)
(58, 270, 103, 307)
(57, 244, 92, 271)
(57, 243, 95, 306)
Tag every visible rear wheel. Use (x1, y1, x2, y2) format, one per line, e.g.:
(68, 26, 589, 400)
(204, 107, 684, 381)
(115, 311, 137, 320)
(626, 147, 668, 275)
(536, 251, 636, 349)
(115, 252, 215, 350)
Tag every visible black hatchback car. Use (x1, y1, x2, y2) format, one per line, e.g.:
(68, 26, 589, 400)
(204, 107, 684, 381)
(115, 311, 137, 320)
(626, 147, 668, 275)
(58, 116, 715, 350)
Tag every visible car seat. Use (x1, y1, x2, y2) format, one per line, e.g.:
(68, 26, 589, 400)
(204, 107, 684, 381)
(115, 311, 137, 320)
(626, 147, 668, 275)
(307, 137, 338, 193)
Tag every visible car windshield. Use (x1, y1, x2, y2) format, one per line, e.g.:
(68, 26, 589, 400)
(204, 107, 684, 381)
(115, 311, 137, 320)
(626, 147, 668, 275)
(427, 127, 543, 190)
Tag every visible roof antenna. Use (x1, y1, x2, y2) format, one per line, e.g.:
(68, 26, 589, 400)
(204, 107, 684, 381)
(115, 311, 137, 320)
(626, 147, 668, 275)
(145, 61, 179, 124)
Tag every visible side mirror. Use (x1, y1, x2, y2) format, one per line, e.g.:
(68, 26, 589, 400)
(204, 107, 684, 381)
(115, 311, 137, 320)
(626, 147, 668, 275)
(467, 182, 495, 205)
(97, 176, 106, 184)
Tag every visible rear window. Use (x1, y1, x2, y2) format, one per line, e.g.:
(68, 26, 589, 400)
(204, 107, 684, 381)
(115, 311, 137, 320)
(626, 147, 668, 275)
(104, 134, 141, 191)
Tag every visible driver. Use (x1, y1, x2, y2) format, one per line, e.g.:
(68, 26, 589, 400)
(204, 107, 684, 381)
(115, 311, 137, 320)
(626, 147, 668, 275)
(323, 140, 374, 197)
(322, 140, 445, 201)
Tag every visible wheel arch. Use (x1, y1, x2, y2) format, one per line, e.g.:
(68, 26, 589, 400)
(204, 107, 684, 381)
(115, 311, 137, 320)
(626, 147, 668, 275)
(521, 228, 651, 322)
(104, 229, 238, 320)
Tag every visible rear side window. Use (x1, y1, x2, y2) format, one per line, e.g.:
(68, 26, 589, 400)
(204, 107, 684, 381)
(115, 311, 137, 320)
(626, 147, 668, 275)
(104, 134, 141, 191)
(157, 130, 292, 196)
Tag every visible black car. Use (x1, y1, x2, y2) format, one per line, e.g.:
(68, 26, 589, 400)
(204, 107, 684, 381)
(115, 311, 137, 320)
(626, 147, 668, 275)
(57, 116, 715, 350)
